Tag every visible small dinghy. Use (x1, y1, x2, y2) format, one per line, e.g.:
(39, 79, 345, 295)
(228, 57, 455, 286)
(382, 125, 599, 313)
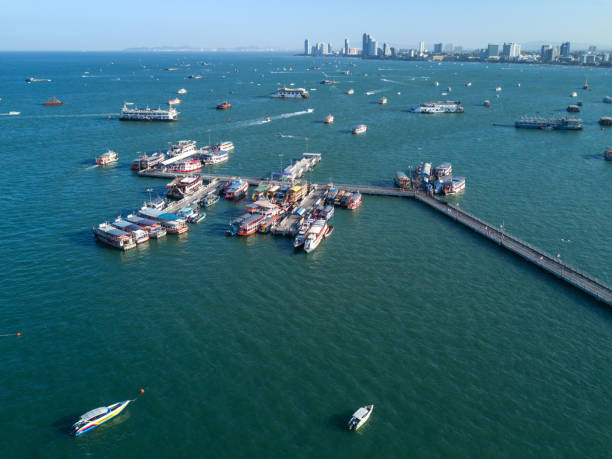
(71, 400, 132, 436)
(347, 404, 373, 430)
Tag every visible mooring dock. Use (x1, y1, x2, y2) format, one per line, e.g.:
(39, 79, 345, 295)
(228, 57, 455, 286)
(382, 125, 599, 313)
(139, 169, 612, 305)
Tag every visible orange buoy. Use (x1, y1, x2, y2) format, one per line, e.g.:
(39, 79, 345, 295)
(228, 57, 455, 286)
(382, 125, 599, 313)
(17, 332, 21, 337)
(140, 388, 145, 393)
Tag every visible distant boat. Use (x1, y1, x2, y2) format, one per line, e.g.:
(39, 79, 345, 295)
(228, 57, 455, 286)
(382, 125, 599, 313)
(177, 88, 187, 94)
(483, 100, 491, 107)
(346, 88, 355, 95)
(434, 81, 439, 87)
(517, 83, 521, 87)
(8, 111, 20, 116)
(216, 101, 231, 110)
(378, 97, 387, 105)
(352, 124, 367, 135)
(347, 405, 374, 431)
(570, 92, 578, 98)
(168, 98, 181, 105)
(495, 87, 502, 92)
(71, 400, 132, 436)
(599, 116, 612, 126)
(583, 79, 588, 90)
(262, 117, 271, 123)
(465, 82, 472, 87)
(26, 77, 51, 83)
(324, 114, 334, 124)
(307, 108, 314, 113)
(42, 97, 63, 106)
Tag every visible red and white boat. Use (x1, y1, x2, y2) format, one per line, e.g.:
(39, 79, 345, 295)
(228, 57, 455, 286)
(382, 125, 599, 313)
(223, 179, 249, 200)
(169, 159, 202, 173)
(166, 175, 203, 199)
(216, 101, 231, 110)
(379, 97, 387, 105)
(324, 114, 334, 124)
(168, 98, 181, 105)
(95, 150, 118, 166)
(443, 176, 466, 194)
(130, 152, 165, 170)
(237, 214, 265, 236)
(352, 125, 367, 135)
(346, 89, 355, 95)
(346, 192, 362, 209)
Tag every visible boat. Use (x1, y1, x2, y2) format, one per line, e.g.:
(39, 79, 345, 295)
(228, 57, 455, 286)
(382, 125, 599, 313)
(320, 205, 334, 220)
(8, 111, 20, 115)
(434, 81, 439, 87)
(137, 208, 188, 234)
(514, 116, 582, 130)
(71, 400, 132, 436)
(166, 175, 203, 199)
(177, 88, 187, 94)
(168, 159, 202, 173)
(237, 213, 265, 236)
(223, 179, 249, 200)
(605, 147, 612, 161)
(270, 87, 310, 99)
(188, 210, 207, 224)
(410, 101, 464, 114)
(378, 97, 387, 105)
(346, 88, 355, 95)
(495, 87, 502, 92)
(216, 101, 231, 110)
(111, 218, 150, 244)
(167, 139, 197, 158)
(583, 79, 588, 90)
(394, 171, 411, 189)
(567, 105, 580, 113)
(168, 98, 181, 105)
(262, 117, 271, 123)
(95, 150, 118, 166)
(435, 162, 452, 177)
(92, 223, 136, 251)
(598, 116, 612, 126)
(570, 92, 578, 98)
(120, 104, 178, 121)
(26, 77, 52, 83)
(42, 97, 64, 106)
(347, 405, 374, 431)
(324, 225, 334, 238)
(251, 183, 269, 201)
(212, 141, 235, 152)
(465, 82, 472, 87)
(483, 100, 491, 107)
(517, 83, 521, 87)
(604, 96, 612, 104)
(352, 124, 367, 135)
(125, 214, 167, 238)
(143, 196, 166, 210)
(307, 108, 314, 113)
(293, 228, 307, 248)
(444, 176, 466, 194)
(130, 152, 165, 170)
(320, 80, 337, 85)
(303, 219, 328, 253)
(188, 74, 206, 79)
(200, 193, 220, 207)
(201, 150, 229, 165)
(346, 192, 362, 210)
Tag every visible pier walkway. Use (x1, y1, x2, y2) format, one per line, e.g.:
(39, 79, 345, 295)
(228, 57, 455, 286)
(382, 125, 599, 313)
(140, 169, 612, 305)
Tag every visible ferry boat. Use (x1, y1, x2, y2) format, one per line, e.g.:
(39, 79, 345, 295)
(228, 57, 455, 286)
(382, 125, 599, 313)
(200, 193, 220, 207)
(42, 97, 64, 106)
(237, 214, 265, 236)
(605, 147, 612, 161)
(167, 140, 197, 158)
(130, 152, 165, 170)
(379, 97, 388, 105)
(71, 400, 132, 436)
(137, 208, 189, 234)
(270, 87, 310, 99)
(347, 405, 373, 431)
(352, 124, 367, 135)
(216, 101, 231, 110)
(567, 105, 580, 113)
(483, 100, 491, 107)
(168, 98, 181, 105)
(92, 223, 136, 251)
(599, 116, 612, 126)
(125, 214, 167, 238)
(95, 150, 118, 166)
(212, 141, 235, 152)
(603, 96, 612, 104)
(324, 114, 334, 124)
(168, 159, 202, 173)
(410, 101, 464, 114)
(111, 219, 150, 244)
(435, 162, 452, 177)
(514, 116, 582, 130)
(346, 88, 355, 95)
(177, 88, 187, 94)
(303, 219, 328, 253)
(120, 104, 178, 121)
(320, 205, 334, 220)
(346, 192, 362, 210)
(444, 176, 466, 194)
(166, 175, 203, 199)
(201, 150, 229, 165)
(224, 179, 249, 200)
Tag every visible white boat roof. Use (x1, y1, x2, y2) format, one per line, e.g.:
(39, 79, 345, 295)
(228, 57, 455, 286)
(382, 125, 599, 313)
(80, 406, 108, 421)
(353, 407, 369, 419)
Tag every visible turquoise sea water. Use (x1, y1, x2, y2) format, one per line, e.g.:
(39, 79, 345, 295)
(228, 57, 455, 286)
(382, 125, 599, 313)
(0, 52, 610, 457)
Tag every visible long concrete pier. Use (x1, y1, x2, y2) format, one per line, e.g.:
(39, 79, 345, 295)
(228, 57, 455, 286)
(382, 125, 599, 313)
(139, 169, 612, 305)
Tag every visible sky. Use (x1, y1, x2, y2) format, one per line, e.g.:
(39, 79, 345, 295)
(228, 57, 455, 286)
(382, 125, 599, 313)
(1, 0, 611, 51)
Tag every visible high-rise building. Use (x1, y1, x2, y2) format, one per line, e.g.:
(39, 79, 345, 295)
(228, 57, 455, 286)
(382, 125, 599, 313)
(433, 43, 443, 54)
(369, 38, 378, 57)
(486, 43, 500, 58)
(502, 42, 521, 59)
(304, 39, 310, 55)
(418, 41, 425, 55)
(443, 43, 453, 54)
(344, 38, 349, 56)
(560, 42, 570, 57)
(540, 45, 559, 62)
(383, 42, 391, 57)
(327, 42, 332, 54)
(588, 45, 597, 52)
(454, 46, 463, 55)
(362, 33, 370, 56)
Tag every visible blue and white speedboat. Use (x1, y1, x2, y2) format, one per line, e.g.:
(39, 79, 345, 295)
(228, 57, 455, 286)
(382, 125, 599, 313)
(71, 400, 132, 436)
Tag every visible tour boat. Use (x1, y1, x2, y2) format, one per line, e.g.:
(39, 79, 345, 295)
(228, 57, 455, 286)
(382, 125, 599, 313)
(212, 141, 235, 152)
(303, 219, 327, 253)
(111, 218, 150, 244)
(168, 159, 202, 173)
(92, 223, 136, 251)
(346, 192, 362, 209)
(137, 208, 189, 234)
(434, 162, 452, 177)
(216, 101, 231, 110)
(223, 179, 249, 200)
(130, 152, 165, 170)
(270, 87, 309, 99)
(201, 150, 229, 165)
(324, 114, 334, 124)
(378, 97, 387, 105)
(347, 405, 374, 431)
(346, 88, 354, 95)
(42, 97, 64, 106)
(237, 214, 265, 236)
(352, 124, 367, 135)
(166, 175, 203, 199)
(71, 400, 132, 436)
(177, 88, 187, 94)
(125, 214, 167, 238)
(444, 176, 466, 194)
(95, 150, 119, 166)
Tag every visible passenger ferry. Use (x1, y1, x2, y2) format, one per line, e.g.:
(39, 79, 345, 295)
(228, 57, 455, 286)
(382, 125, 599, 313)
(304, 219, 328, 253)
(444, 176, 466, 194)
(270, 87, 310, 99)
(514, 116, 582, 130)
(346, 192, 362, 210)
(212, 141, 235, 152)
(71, 400, 132, 436)
(201, 150, 229, 165)
(224, 179, 249, 200)
(137, 208, 189, 234)
(166, 175, 203, 199)
(125, 214, 167, 238)
(167, 140, 197, 158)
(111, 218, 150, 244)
(352, 124, 367, 135)
(410, 101, 464, 114)
(434, 162, 452, 177)
(168, 159, 202, 173)
(120, 104, 178, 121)
(130, 152, 165, 170)
(92, 223, 136, 251)
(237, 214, 265, 236)
(324, 114, 334, 124)
(95, 150, 119, 166)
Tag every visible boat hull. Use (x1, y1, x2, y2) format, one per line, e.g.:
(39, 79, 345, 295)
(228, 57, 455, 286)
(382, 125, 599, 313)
(72, 400, 131, 437)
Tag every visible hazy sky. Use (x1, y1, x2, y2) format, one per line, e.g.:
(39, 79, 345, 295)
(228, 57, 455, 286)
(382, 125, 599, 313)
(1, 0, 611, 51)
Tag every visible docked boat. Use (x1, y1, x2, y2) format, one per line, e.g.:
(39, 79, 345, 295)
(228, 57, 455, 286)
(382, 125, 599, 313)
(293, 224, 309, 248)
(599, 116, 612, 126)
(223, 179, 249, 200)
(347, 405, 374, 431)
(444, 176, 466, 194)
(320, 205, 334, 220)
(200, 193, 220, 207)
(514, 116, 582, 130)
(605, 147, 612, 161)
(212, 141, 235, 152)
(216, 101, 231, 110)
(177, 88, 187, 94)
(130, 152, 165, 170)
(435, 162, 452, 177)
(346, 88, 355, 95)
(95, 150, 118, 166)
(111, 218, 150, 244)
(168, 98, 181, 105)
(143, 196, 166, 210)
(71, 400, 132, 436)
(188, 210, 207, 224)
(604, 96, 612, 104)
(379, 97, 387, 105)
(394, 171, 411, 189)
(483, 100, 491, 107)
(167, 139, 197, 158)
(324, 225, 334, 238)
(324, 114, 334, 124)
(346, 192, 362, 210)
(42, 97, 64, 106)
(92, 223, 136, 251)
(137, 208, 189, 234)
(567, 105, 580, 113)
(168, 159, 202, 173)
(166, 175, 203, 199)
(352, 124, 367, 135)
(120, 104, 178, 121)
(270, 87, 310, 99)
(237, 213, 265, 236)
(125, 214, 167, 238)
(325, 188, 338, 204)
(410, 101, 464, 114)
(201, 150, 229, 165)
(303, 219, 328, 253)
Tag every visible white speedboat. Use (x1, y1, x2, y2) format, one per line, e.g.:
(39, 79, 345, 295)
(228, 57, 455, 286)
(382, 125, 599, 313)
(348, 404, 374, 430)
(71, 400, 132, 436)
(352, 124, 367, 134)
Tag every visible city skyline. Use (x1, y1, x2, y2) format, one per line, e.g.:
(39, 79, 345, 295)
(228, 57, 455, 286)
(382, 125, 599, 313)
(1, 0, 612, 51)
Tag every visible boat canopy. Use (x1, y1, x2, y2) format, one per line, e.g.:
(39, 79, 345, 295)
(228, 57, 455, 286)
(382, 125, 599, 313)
(352, 407, 369, 420)
(80, 407, 109, 421)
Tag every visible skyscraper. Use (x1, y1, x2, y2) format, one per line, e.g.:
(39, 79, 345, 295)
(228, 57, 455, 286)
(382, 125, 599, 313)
(560, 42, 570, 57)
(486, 43, 500, 58)
(443, 43, 453, 54)
(344, 38, 349, 56)
(433, 43, 443, 54)
(540, 45, 559, 62)
(369, 38, 378, 57)
(383, 43, 391, 57)
(362, 33, 369, 56)
(304, 39, 310, 55)
(418, 41, 425, 55)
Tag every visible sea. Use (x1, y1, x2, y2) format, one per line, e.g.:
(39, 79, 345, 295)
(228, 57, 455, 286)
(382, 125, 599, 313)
(0, 52, 610, 458)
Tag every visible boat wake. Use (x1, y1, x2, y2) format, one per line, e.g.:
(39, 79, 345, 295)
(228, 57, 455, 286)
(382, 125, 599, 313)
(365, 89, 387, 95)
(85, 164, 99, 170)
(380, 78, 404, 85)
(232, 109, 314, 128)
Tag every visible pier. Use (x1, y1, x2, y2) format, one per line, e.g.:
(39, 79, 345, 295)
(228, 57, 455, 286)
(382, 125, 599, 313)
(139, 169, 612, 306)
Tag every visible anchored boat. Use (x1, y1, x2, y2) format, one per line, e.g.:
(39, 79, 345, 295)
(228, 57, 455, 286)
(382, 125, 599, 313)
(71, 400, 132, 436)
(348, 404, 374, 431)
